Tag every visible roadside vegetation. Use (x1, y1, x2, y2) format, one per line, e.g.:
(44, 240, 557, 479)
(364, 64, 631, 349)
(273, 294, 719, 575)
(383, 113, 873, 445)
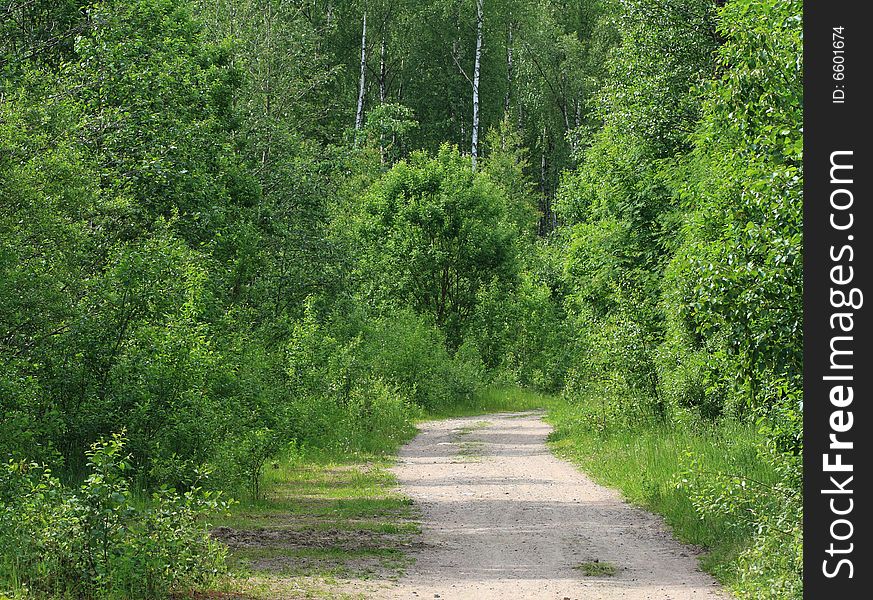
(210, 387, 553, 598)
(213, 450, 419, 598)
(3, 0, 801, 598)
(548, 410, 789, 593)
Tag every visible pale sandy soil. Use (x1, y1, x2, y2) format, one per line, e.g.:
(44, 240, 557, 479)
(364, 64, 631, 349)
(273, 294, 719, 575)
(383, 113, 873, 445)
(350, 412, 729, 600)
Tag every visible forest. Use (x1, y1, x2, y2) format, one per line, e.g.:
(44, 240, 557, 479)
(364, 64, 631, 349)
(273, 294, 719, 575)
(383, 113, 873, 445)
(1, 0, 801, 598)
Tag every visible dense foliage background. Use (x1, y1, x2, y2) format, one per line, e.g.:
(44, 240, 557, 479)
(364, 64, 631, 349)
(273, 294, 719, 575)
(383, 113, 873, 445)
(1, 0, 801, 597)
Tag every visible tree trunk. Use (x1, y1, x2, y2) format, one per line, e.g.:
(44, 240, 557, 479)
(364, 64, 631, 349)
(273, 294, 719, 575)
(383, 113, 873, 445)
(394, 58, 404, 155)
(539, 128, 555, 235)
(471, 0, 483, 171)
(540, 137, 547, 236)
(379, 35, 387, 104)
(398, 58, 404, 102)
(355, 11, 368, 130)
(504, 19, 513, 114)
(379, 34, 388, 163)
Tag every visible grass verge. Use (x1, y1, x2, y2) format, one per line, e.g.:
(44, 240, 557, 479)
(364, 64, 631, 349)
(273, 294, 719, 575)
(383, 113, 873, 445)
(211, 447, 418, 599)
(425, 386, 562, 419)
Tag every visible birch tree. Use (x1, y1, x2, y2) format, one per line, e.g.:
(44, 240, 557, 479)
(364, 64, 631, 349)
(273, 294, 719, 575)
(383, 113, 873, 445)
(355, 10, 368, 130)
(470, 0, 483, 170)
(504, 18, 514, 114)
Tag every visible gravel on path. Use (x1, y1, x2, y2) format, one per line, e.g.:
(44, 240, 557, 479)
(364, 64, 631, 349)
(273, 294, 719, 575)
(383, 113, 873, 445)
(358, 412, 729, 600)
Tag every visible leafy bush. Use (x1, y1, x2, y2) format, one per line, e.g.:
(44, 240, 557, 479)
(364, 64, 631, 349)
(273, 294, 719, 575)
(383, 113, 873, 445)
(0, 433, 227, 599)
(665, 0, 802, 420)
(470, 274, 572, 392)
(682, 448, 801, 598)
(213, 428, 281, 501)
(287, 303, 479, 411)
(655, 2, 803, 594)
(363, 309, 481, 409)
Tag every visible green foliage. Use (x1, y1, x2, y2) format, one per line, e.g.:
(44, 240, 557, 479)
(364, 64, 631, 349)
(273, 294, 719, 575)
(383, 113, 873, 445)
(548, 0, 803, 595)
(1, 0, 249, 481)
(0, 83, 95, 463)
(283, 305, 474, 430)
(1, 0, 803, 595)
(359, 103, 420, 164)
(661, 2, 803, 595)
(0, 433, 227, 599)
(197, 0, 342, 143)
(362, 310, 482, 409)
(553, 0, 721, 429)
(470, 272, 571, 391)
(70, 0, 245, 240)
(682, 447, 802, 598)
(215, 428, 281, 502)
(0, 1, 83, 75)
(667, 0, 802, 424)
(482, 117, 540, 239)
(356, 145, 517, 346)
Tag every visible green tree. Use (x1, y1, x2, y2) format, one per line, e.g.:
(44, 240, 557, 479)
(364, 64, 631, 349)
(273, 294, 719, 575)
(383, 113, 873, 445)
(666, 0, 802, 435)
(556, 0, 718, 413)
(356, 145, 516, 346)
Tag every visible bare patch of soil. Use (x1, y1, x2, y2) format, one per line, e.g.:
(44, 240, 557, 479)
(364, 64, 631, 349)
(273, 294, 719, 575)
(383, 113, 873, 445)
(211, 526, 417, 552)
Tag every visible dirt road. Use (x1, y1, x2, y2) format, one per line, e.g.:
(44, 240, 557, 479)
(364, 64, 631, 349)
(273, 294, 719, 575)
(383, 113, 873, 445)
(363, 412, 728, 599)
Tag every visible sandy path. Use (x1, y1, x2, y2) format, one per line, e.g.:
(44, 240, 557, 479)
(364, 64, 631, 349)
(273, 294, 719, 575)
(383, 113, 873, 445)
(361, 412, 728, 600)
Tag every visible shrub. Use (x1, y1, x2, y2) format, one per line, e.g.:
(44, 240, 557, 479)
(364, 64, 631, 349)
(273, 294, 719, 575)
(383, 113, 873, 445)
(681, 447, 801, 598)
(469, 274, 572, 392)
(363, 309, 480, 409)
(0, 433, 227, 599)
(213, 428, 281, 502)
(339, 377, 419, 454)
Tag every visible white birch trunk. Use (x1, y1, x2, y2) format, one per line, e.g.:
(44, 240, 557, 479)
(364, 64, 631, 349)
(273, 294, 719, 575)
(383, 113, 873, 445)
(471, 0, 483, 171)
(505, 19, 513, 114)
(379, 35, 388, 163)
(355, 11, 368, 130)
(379, 36, 387, 104)
(540, 128, 547, 235)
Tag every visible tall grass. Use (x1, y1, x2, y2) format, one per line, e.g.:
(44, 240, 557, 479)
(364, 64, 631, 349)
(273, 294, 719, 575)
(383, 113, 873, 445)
(424, 386, 562, 419)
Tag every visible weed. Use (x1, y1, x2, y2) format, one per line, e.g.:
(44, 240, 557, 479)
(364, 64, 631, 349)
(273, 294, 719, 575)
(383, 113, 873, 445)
(575, 560, 617, 577)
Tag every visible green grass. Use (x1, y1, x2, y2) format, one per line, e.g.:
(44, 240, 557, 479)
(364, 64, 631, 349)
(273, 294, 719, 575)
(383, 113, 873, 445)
(546, 400, 776, 589)
(575, 560, 617, 577)
(424, 385, 562, 419)
(212, 447, 419, 598)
